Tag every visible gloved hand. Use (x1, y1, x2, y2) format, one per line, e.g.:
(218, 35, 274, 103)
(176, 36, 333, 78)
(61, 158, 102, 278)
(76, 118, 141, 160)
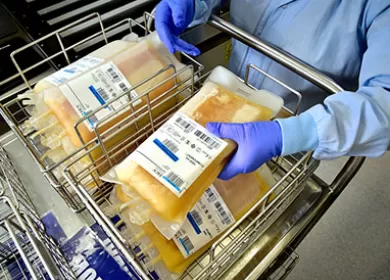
(155, 0, 200, 56)
(206, 121, 283, 180)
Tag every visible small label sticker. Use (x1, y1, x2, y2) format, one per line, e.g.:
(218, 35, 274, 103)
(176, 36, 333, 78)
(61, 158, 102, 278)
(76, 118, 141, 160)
(44, 56, 104, 86)
(173, 185, 235, 257)
(59, 62, 138, 131)
(130, 112, 228, 197)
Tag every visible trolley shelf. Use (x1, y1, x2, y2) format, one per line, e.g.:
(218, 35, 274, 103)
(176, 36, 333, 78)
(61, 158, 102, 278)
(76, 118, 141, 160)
(0, 8, 364, 280)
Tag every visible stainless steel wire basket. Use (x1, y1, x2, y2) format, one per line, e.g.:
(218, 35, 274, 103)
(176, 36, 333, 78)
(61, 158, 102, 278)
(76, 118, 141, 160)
(0, 9, 365, 280)
(0, 12, 203, 213)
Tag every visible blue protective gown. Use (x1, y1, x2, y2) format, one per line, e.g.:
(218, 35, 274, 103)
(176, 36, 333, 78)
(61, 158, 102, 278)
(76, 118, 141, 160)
(192, 0, 390, 159)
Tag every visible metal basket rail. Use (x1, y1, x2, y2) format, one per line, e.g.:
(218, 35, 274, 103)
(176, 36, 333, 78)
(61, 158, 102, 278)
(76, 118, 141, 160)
(0, 197, 75, 280)
(0, 12, 203, 212)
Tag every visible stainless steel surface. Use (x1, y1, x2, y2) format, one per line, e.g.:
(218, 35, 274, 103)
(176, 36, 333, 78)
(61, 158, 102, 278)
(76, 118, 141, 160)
(289, 155, 390, 280)
(0, 142, 75, 279)
(0, 139, 37, 220)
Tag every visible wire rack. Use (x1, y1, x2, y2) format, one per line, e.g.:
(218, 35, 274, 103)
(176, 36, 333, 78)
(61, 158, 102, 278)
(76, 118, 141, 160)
(0, 10, 316, 280)
(0, 8, 365, 280)
(40, 14, 318, 278)
(0, 12, 203, 213)
(0, 144, 75, 280)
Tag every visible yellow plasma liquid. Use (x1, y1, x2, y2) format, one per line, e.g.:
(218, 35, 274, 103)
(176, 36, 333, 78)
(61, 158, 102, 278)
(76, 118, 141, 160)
(114, 165, 275, 274)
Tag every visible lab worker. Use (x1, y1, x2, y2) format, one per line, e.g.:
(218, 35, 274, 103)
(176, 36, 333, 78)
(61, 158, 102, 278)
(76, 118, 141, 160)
(155, 0, 390, 180)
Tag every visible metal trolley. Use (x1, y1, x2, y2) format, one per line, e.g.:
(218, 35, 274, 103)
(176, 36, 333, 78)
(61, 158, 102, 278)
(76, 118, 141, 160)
(0, 143, 75, 279)
(0, 9, 365, 280)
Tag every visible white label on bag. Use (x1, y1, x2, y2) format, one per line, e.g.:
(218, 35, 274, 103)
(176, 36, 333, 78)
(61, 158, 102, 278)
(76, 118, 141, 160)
(130, 112, 228, 197)
(59, 62, 139, 131)
(173, 185, 235, 258)
(44, 56, 104, 86)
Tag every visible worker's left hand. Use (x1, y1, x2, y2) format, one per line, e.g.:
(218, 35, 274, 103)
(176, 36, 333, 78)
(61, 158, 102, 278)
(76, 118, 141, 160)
(155, 0, 200, 56)
(206, 121, 283, 180)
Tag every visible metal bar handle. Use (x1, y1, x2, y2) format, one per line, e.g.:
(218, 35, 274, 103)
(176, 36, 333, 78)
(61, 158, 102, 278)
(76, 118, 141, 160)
(208, 15, 365, 192)
(209, 15, 342, 94)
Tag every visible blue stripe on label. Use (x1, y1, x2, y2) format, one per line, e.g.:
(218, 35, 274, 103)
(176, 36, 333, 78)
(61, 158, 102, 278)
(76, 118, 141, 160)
(153, 138, 179, 162)
(162, 176, 181, 192)
(82, 111, 95, 127)
(88, 85, 105, 105)
(187, 212, 201, 234)
(178, 238, 190, 256)
(64, 69, 76, 74)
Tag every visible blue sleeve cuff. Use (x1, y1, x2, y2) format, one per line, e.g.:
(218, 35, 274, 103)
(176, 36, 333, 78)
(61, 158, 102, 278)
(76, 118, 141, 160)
(276, 112, 319, 156)
(190, 0, 220, 26)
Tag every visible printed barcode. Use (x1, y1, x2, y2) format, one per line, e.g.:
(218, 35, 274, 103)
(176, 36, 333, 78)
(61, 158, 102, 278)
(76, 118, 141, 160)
(175, 116, 195, 132)
(190, 209, 203, 226)
(166, 171, 185, 189)
(119, 82, 128, 93)
(107, 67, 120, 83)
(96, 87, 109, 101)
(195, 130, 221, 149)
(181, 236, 194, 253)
(215, 201, 232, 225)
(175, 229, 186, 238)
(206, 188, 217, 203)
(162, 139, 179, 154)
(88, 115, 98, 126)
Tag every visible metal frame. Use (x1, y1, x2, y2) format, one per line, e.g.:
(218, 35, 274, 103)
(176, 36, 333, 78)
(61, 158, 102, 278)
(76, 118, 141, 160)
(0, 9, 365, 280)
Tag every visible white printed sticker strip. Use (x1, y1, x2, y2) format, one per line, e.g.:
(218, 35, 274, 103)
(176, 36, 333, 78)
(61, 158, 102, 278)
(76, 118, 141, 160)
(59, 61, 138, 131)
(173, 185, 235, 258)
(130, 112, 228, 197)
(44, 56, 104, 86)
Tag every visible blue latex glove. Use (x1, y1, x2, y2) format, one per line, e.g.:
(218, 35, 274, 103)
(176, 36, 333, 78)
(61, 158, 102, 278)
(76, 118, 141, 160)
(155, 0, 200, 56)
(206, 121, 283, 180)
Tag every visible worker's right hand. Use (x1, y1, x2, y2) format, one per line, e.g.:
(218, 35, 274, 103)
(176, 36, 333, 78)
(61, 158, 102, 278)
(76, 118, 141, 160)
(155, 0, 201, 56)
(206, 121, 283, 181)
